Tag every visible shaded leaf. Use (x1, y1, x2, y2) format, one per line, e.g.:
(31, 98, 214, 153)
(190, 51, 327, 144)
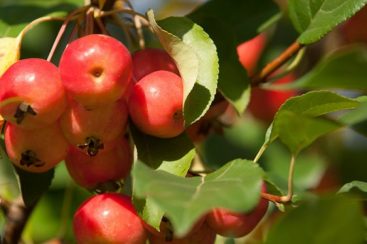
(338, 181, 367, 199)
(147, 10, 219, 125)
(288, 0, 367, 44)
(291, 45, 367, 90)
(133, 159, 264, 236)
(15, 167, 55, 207)
(188, 0, 279, 44)
(130, 125, 195, 230)
(0, 0, 82, 37)
(266, 196, 365, 244)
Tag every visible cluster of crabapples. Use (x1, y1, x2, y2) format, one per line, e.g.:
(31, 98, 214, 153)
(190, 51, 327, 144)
(0, 33, 269, 243)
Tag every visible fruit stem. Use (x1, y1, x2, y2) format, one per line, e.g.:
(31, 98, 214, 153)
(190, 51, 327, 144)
(251, 41, 304, 86)
(0, 97, 24, 109)
(47, 6, 89, 62)
(57, 185, 74, 238)
(18, 16, 65, 42)
(111, 13, 134, 48)
(253, 143, 269, 163)
(0, 196, 11, 215)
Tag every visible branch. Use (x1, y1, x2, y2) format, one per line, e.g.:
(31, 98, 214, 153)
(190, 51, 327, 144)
(251, 41, 304, 86)
(2, 197, 36, 244)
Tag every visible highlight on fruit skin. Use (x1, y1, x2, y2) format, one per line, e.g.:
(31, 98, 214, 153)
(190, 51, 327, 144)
(73, 193, 148, 244)
(59, 34, 133, 109)
(0, 58, 67, 129)
(128, 70, 185, 138)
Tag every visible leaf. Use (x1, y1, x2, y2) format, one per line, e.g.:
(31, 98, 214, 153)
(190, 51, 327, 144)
(133, 159, 264, 236)
(188, 0, 279, 113)
(147, 10, 219, 125)
(288, 0, 367, 44)
(14, 166, 55, 207)
(130, 125, 196, 230)
(267, 91, 359, 153)
(188, 0, 279, 44)
(0, 37, 20, 76)
(0, 0, 82, 37)
(276, 111, 342, 154)
(338, 181, 367, 198)
(266, 196, 365, 244)
(291, 45, 367, 90)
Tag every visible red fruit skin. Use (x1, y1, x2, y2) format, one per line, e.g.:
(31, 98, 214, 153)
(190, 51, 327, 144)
(73, 193, 148, 244)
(59, 34, 132, 109)
(128, 70, 184, 138)
(0, 58, 67, 129)
(148, 222, 216, 244)
(248, 73, 297, 123)
(5, 123, 68, 173)
(65, 137, 132, 189)
(60, 99, 128, 150)
(237, 34, 266, 75)
(132, 48, 179, 81)
(342, 5, 367, 43)
(207, 185, 269, 238)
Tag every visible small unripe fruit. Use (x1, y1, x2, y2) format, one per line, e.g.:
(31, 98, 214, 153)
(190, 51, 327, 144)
(5, 123, 68, 173)
(73, 193, 148, 244)
(0, 58, 67, 129)
(60, 99, 128, 156)
(128, 70, 184, 138)
(59, 34, 132, 109)
(65, 137, 132, 189)
(132, 48, 179, 81)
(207, 185, 268, 238)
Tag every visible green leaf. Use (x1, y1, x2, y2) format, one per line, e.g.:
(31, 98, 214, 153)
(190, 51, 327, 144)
(338, 181, 367, 198)
(130, 125, 196, 230)
(276, 111, 342, 154)
(266, 196, 365, 244)
(267, 91, 359, 153)
(147, 10, 219, 125)
(340, 96, 367, 136)
(14, 167, 55, 207)
(288, 0, 367, 44)
(188, 0, 279, 44)
(291, 46, 367, 89)
(0, 0, 82, 37)
(133, 159, 264, 236)
(188, 0, 279, 113)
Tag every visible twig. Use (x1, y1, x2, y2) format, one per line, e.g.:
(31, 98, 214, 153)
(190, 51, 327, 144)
(251, 41, 303, 86)
(2, 197, 36, 244)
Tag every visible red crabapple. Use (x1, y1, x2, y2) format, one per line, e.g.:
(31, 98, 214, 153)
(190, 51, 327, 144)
(207, 185, 268, 238)
(65, 137, 132, 189)
(59, 34, 132, 109)
(132, 48, 179, 81)
(73, 193, 148, 244)
(5, 123, 68, 173)
(247, 73, 297, 123)
(342, 5, 367, 43)
(237, 34, 266, 76)
(128, 70, 184, 138)
(60, 99, 128, 156)
(0, 58, 66, 129)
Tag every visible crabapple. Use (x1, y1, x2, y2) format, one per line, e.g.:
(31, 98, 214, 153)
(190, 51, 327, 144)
(59, 34, 132, 109)
(207, 185, 268, 238)
(128, 70, 184, 138)
(5, 123, 68, 173)
(342, 5, 367, 43)
(237, 34, 266, 75)
(0, 58, 66, 129)
(132, 48, 179, 81)
(65, 137, 132, 189)
(60, 99, 128, 156)
(73, 193, 148, 244)
(247, 73, 297, 123)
